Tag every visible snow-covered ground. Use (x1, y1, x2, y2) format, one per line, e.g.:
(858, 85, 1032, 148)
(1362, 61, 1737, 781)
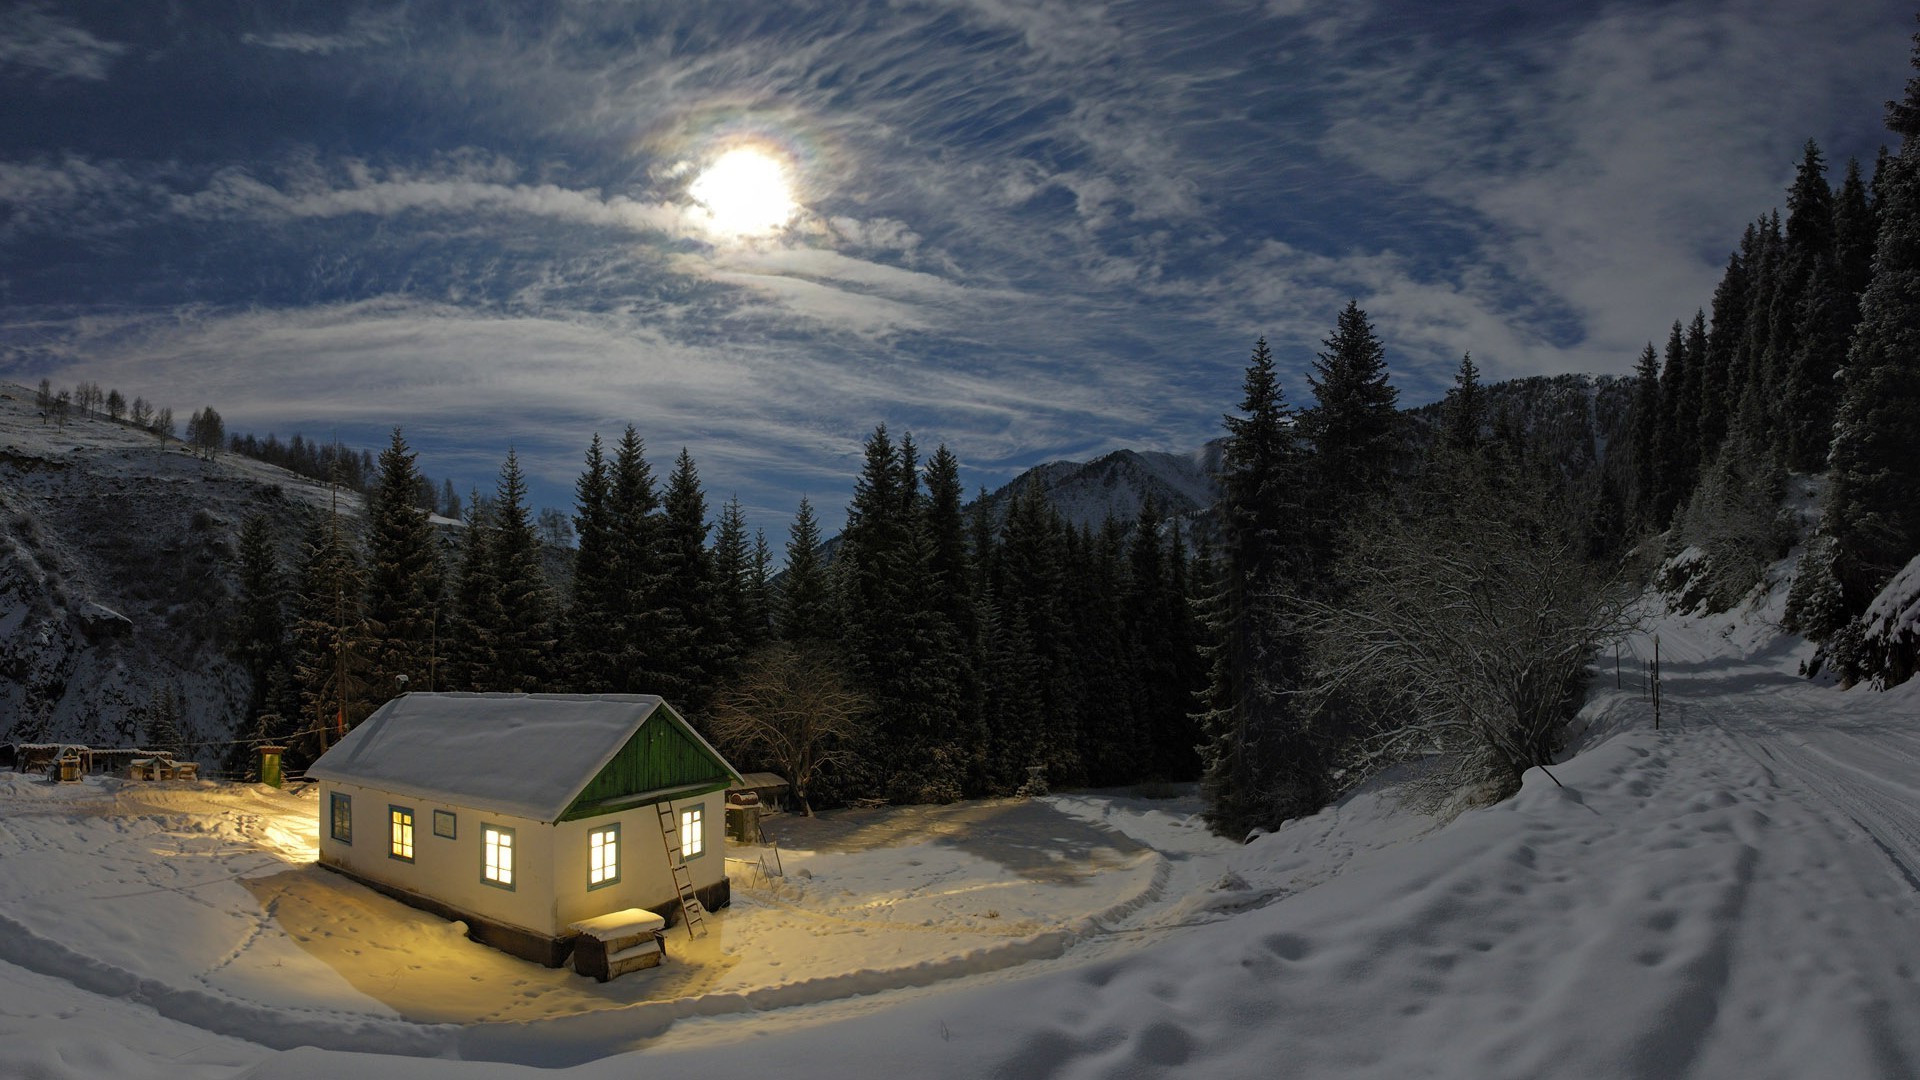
(5, 578, 1920, 1078)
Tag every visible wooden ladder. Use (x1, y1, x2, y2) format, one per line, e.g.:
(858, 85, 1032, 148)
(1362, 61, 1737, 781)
(655, 800, 707, 940)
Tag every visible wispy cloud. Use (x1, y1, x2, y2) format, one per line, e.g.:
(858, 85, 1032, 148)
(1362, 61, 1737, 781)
(1, 0, 1912, 532)
(0, 7, 125, 81)
(241, 9, 405, 55)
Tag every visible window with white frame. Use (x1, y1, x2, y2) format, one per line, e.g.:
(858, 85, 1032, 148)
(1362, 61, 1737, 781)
(482, 824, 515, 889)
(389, 806, 414, 861)
(588, 824, 620, 888)
(680, 806, 704, 858)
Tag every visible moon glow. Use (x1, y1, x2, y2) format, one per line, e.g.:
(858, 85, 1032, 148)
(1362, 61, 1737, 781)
(690, 148, 798, 237)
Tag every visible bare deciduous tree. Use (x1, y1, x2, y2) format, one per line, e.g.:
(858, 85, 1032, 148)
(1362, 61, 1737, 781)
(708, 644, 870, 816)
(1298, 465, 1638, 808)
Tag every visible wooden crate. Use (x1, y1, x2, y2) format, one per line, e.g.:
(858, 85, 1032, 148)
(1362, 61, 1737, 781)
(569, 908, 668, 982)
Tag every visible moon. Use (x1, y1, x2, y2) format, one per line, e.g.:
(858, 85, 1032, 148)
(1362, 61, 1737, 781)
(689, 148, 797, 237)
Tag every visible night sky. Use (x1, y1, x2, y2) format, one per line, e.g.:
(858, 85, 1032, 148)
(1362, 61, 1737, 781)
(1, 0, 1910, 535)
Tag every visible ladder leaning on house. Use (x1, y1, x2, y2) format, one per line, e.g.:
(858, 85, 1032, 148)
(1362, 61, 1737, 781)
(655, 800, 708, 941)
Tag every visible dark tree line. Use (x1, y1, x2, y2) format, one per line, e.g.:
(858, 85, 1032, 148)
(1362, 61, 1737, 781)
(225, 425, 1208, 803)
(1618, 25, 1920, 688)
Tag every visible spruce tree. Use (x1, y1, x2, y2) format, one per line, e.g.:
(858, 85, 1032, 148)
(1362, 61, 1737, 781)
(1440, 353, 1485, 453)
(1732, 214, 1784, 442)
(565, 434, 620, 691)
(1783, 255, 1854, 472)
(1628, 343, 1664, 529)
(608, 426, 662, 694)
(992, 482, 1071, 789)
(292, 492, 373, 745)
(364, 429, 444, 701)
(1834, 156, 1878, 302)
(1655, 321, 1695, 524)
(747, 529, 775, 647)
(1199, 338, 1319, 838)
(1824, 137, 1920, 614)
(1304, 301, 1401, 502)
(231, 513, 292, 725)
(488, 450, 554, 692)
(1699, 245, 1748, 462)
(779, 496, 833, 646)
(656, 448, 714, 712)
(710, 495, 756, 684)
(836, 426, 968, 798)
(447, 493, 504, 691)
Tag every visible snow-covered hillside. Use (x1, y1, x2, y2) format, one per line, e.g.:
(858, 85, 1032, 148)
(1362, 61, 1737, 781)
(4, 569, 1920, 1078)
(971, 445, 1222, 535)
(0, 384, 356, 752)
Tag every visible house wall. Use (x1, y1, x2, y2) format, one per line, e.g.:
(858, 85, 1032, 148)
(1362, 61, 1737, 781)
(551, 789, 729, 929)
(315, 780, 557, 938)
(315, 783, 731, 943)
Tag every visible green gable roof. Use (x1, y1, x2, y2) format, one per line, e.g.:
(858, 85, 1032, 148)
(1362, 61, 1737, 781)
(559, 704, 741, 821)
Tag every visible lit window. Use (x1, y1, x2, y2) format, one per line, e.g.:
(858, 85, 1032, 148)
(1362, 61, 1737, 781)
(329, 792, 352, 844)
(680, 806, 704, 858)
(389, 806, 414, 861)
(589, 825, 620, 888)
(483, 825, 515, 889)
(433, 809, 456, 839)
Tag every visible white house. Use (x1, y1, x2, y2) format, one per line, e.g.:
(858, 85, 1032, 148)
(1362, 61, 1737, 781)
(306, 692, 743, 966)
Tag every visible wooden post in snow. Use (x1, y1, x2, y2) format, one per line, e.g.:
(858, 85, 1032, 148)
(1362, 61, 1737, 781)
(1652, 634, 1662, 731)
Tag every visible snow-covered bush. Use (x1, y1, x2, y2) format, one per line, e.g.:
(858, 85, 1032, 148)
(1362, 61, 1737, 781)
(1856, 553, 1920, 688)
(1298, 469, 1638, 808)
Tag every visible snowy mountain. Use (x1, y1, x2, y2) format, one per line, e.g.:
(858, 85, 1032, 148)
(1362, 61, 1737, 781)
(0, 384, 353, 752)
(971, 444, 1223, 534)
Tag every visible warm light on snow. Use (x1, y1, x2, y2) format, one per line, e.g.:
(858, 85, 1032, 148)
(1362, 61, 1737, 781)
(689, 148, 797, 237)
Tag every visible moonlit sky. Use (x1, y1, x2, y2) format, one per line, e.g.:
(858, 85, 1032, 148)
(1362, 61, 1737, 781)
(1, 1, 1911, 536)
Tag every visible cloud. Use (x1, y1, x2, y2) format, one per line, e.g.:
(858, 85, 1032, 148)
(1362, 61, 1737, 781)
(1317, 0, 1913, 372)
(0, 7, 125, 81)
(241, 10, 405, 55)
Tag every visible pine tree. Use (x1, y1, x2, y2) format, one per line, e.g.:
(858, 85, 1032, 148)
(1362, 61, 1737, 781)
(710, 495, 755, 687)
(364, 429, 444, 701)
(230, 513, 292, 726)
(747, 529, 775, 647)
(143, 683, 187, 758)
(1304, 301, 1401, 502)
(292, 490, 374, 745)
(1127, 498, 1202, 781)
(564, 434, 621, 691)
(1655, 321, 1695, 523)
(488, 450, 554, 692)
(1824, 136, 1920, 615)
(779, 496, 833, 645)
(993, 482, 1071, 789)
(1834, 156, 1878, 302)
(1440, 353, 1485, 453)
(1782, 254, 1854, 472)
(656, 448, 714, 712)
(1699, 244, 1748, 461)
(1199, 338, 1320, 838)
(1732, 214, 1784, 442)
(1628, 343, 1664, 529)
(838, 426, 966, 799)
(447, 493, 504, 691)
(609, 427, 661, 694)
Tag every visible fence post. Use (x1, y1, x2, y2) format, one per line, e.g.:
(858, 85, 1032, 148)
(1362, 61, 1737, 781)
(1652, 634, 1661, 731)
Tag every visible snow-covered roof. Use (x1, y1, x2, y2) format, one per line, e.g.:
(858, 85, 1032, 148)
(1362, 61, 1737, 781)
(307, 693, 731, 823)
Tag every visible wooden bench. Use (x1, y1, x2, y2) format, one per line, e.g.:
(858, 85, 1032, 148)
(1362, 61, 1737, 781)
(569, 908, 668, 982)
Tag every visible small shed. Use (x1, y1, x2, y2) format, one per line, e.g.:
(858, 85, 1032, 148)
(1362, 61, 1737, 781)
(306, 692, 744, 967)
(728, 772, 792, 812)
